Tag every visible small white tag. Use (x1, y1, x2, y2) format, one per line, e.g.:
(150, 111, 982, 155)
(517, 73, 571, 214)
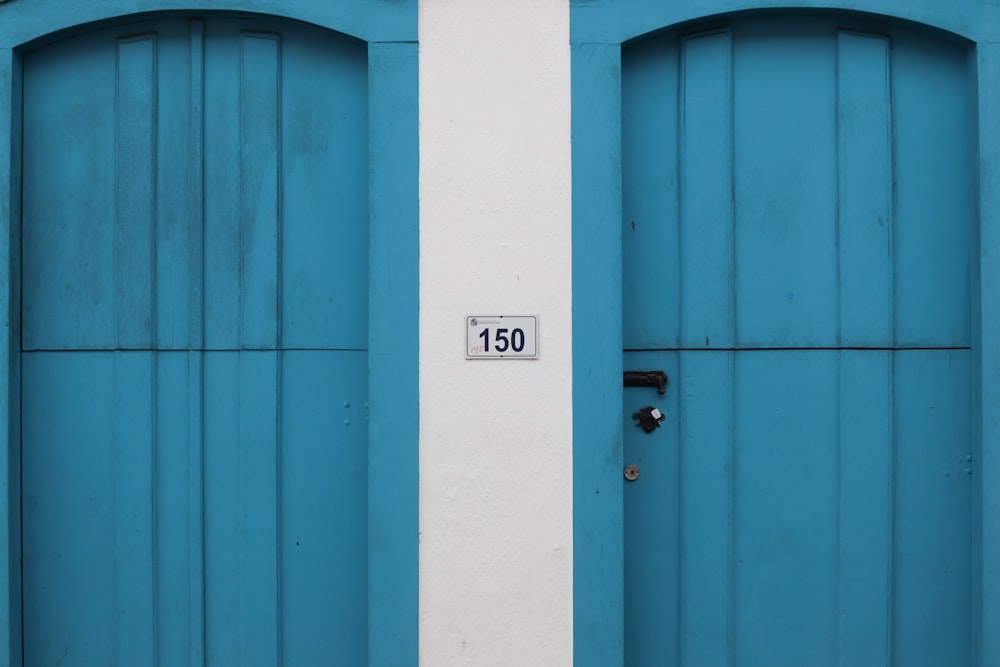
(650, 408, 662, 420)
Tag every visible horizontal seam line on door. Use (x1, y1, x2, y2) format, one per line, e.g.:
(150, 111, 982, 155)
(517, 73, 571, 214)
(624, 346, 972, 352)
(20, 347, 369, 353)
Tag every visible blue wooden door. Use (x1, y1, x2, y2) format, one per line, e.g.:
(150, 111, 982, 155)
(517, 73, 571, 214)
(21, 14, 369, 665)
(622, 15, 974, 666)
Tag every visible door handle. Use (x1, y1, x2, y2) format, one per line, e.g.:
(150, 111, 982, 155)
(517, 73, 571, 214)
(623, 370, 668, 394)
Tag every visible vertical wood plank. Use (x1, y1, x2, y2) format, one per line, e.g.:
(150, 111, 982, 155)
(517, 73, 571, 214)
(22, 354, 117, 665)
(238, 352, 279, 666)
(678, 351, 732, 666)
(621, 35, 679, 349)
(201, 351, 281, 664)
(21, 34, 116, 349)
(203, 351, 281, 665)
(837, 31, 892, 347)
(188, 20, 205, 351)
(0, 45, 19, 666)
(187, 26, 206, 659)
(155, 20, 199, 350)
(282, 30, 367, 350)
(892, 350, 971, 667)
(838, 350, 892, 664)
(153, 353, 194, 665)
(114, 352, 156, 665)
(203, 25, 241, 349)
(368, 40, 417, 667)
(203, 352, 240, 662)
(240, 34, 281, 349)
(622, 352, 680, 667)
(892, 34, 972, 347)
(733, 25, 838, 347)
(188, 351, 206, 666)
(680, 30, 734, 349)
(281, 351, 367, 664)
(572, 40, 624, 667)
(733, 351, 838, 667)
(116, 36, 156, 349)
(976, 38, 1000, 667)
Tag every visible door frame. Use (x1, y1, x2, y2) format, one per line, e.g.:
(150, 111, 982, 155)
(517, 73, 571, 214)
(0, 2, 418, 664)
(570, 1, 1000, 665)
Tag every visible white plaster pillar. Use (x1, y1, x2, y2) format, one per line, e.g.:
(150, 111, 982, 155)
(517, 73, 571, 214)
(418, 1, 574, 664)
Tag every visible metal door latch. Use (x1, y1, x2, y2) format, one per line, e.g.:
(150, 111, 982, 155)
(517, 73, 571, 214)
(632, 405, 664, 433)
(623, 370, 668, 394)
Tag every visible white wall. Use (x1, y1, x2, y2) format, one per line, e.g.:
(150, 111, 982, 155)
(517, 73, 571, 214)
(418, 1, 574, 664)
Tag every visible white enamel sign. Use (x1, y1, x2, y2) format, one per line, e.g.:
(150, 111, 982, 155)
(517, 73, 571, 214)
(466, 315, 538, 359)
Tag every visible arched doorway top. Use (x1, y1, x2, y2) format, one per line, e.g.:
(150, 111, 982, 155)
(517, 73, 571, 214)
(0, 0, 416, 47)
(571, 0, 995, 44)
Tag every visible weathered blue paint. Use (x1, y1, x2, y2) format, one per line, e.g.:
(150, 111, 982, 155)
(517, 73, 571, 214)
(976, 41, 1000, 667)
(21, 15, 369, 664)
(571, 40, 625, 667)
(0, 0, 416, 44)
(573, 2, 997, 665)
(621, 19, 971, 353)
(622, 349, 971, 666)
(1, 3, 417, 665)
(367, 40, 419, 667)
(571, 0, 995, 44)
(0, 45, 21, 667)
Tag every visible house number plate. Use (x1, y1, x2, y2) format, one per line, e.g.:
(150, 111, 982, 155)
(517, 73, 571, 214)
(466, 315, 538, 359)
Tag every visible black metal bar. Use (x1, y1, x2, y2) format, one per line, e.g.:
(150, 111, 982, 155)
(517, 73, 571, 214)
(623, 370, 668, 394)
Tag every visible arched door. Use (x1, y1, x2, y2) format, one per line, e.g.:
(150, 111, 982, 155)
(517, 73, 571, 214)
(622, 14, 974, 666)
(21, 14, 369, 665)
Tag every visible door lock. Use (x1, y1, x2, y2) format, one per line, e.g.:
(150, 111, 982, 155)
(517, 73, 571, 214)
(632, 405, 664, 433)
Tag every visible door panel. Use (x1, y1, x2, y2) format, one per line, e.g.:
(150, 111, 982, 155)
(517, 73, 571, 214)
(22, 352, 147, 665)
(22, 17, 368, 352)
(623, 15, 973, 667)
(623, 20, 973, 351)
(624, 350, 971, 666)
(21, 15, 369, 666)
(201, 351, 368, 666)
